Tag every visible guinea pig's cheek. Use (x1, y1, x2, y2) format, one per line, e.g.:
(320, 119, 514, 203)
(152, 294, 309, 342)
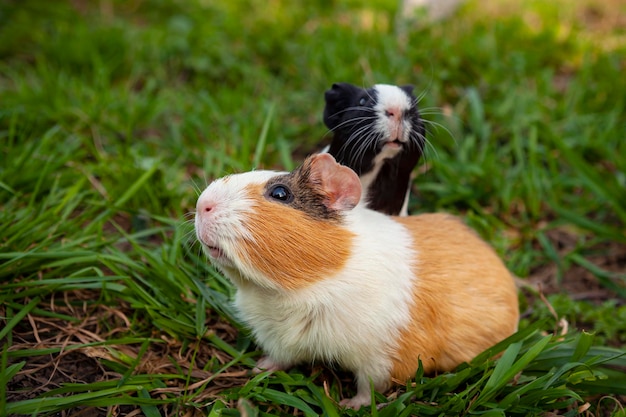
(195, 216, 216, 246)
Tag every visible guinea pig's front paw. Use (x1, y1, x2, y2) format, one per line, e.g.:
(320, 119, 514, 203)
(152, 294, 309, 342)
(339, 393, 371, 410)
(252, 356, 289, 374)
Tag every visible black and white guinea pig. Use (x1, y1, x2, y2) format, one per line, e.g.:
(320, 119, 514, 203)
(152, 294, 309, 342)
(195, 153, 519, 409)
(322, 82, 426, 216)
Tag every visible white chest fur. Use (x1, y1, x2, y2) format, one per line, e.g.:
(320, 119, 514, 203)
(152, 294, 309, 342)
(232, 209, 416, 380)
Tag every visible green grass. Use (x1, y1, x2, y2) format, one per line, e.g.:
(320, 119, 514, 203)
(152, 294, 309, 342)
(1, 0, 626, 415)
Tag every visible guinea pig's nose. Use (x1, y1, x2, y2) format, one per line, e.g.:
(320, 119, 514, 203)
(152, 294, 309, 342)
(385, 108, 401, 121)
(197, 199, 216, 216)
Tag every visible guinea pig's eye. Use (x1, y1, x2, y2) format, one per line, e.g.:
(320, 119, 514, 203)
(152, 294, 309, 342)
(267, 184, 294, 203)
(359, 97, 367, 106)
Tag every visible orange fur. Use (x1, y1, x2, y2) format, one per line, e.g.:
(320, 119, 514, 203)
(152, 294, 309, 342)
(238, 184, 354, 290)
(391, 213, 519, 381)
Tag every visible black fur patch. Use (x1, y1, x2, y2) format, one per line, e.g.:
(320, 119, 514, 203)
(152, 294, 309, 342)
(367, 152, 418, 216)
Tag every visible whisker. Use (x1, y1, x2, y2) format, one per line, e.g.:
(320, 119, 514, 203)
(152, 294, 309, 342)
(189, 178, 206, 196)
(416, 130, 439, 161)
(328, 115, 377, 132)
(422, 118, 458, 147)
(326, 106, 378, 125)
(335, 121, 376, 158)
(413, 89, 429, 106)
(417, 107, 444, 115)
(345, 126, 379, 168)
(355, 130, 382, 169)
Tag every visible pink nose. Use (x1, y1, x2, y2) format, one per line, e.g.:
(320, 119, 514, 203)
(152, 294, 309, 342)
(385, 108, 402, 121)
(197, 199, 215, 217)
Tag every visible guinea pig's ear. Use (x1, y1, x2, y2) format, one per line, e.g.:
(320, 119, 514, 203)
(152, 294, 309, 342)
(308, 153, 361, 212)
(325, 83, 355, 100)
(323, 83, 361, 129)
(400, 84, 415, 97)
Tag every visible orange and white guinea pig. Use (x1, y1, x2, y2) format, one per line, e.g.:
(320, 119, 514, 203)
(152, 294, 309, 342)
(194, 153, 519, 409)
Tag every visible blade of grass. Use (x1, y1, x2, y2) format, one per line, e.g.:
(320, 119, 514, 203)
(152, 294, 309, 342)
(6, 384, 168, 415)
(252, 103, 275, 169)
(0, 297, 40, 341)
(551, 205, 626, 243)
(568, 253, 626, 298)
(251, 387, 318, 417)
(473, 335, 552, 407)
(139, 387, 162, 417)
(551, 133, 626, 224)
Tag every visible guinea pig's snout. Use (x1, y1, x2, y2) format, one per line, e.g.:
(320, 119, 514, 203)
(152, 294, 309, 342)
(197, 199, 215, 215)
(196, 189, 222, 223)
(383, 107, 408, 143)
(384, 107, 401, 121)
(195, 193, 222, 247)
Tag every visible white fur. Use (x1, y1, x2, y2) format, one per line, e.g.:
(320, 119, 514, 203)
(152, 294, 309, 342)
(235, 207, 415, 378)
(196, 170, 418, 405)
(373, 84, 413, 144)
(399, 181, 411, 216)
(195, 170, 287, 288)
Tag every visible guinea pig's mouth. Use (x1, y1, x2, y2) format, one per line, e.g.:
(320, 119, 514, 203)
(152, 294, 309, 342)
(205, 244, 228, 262)
(385, 139, 404, 148)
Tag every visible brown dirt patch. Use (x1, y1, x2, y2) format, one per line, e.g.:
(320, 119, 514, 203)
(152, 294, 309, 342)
(5, 290, 249, 416)
(526, 227, 626, 303)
